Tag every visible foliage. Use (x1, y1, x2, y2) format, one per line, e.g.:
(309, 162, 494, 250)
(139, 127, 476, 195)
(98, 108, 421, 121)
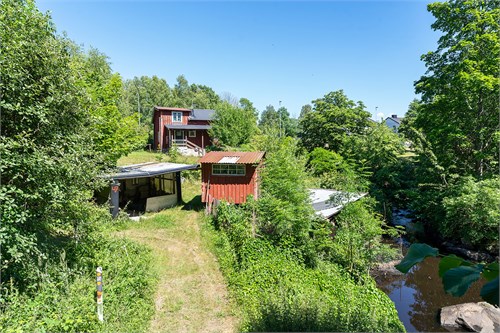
(412, 0, 500, 178)
(307, 147, 348, 177)
(441, 176, 500, 251)
(332, 199, 399, 276)
(298, 90, 372, 153)
(0, 233, 156, 333)
(72, 48, 148, 166)
(171, 74, 221, 109)
(396, 0, 500, 251)
(206, 224, 404, 333)
(259, 105, 297, 137)
(120, 75, 172, 121)
(0, 0, 103, 289)
(257, 137, 316, 262)
(396, 243, 499, 306)
(209, 100, 258, 147)
(168, 143, 180, 162)
(0, 2, 156, 332)
(206, 134, 405, 332)
(343, 123, 405, 176)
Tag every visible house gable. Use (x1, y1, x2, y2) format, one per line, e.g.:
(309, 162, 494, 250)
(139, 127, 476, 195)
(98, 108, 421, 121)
(153, 106, 215, 151)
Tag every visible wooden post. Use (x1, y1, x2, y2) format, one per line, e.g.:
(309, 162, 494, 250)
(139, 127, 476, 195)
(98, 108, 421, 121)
(96, 266, 104, 322)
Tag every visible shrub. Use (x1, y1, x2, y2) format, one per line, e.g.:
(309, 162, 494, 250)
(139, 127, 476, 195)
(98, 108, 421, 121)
(442, 176, 500, 251)
(0, 236, 156, 333)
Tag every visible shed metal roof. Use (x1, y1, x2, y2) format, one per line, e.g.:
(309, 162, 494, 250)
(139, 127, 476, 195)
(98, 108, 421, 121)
(309, 188, 367, 218)
(165, 124, 211, 130)
(107, 162, 198, 180)
(199, 151, 265, 164)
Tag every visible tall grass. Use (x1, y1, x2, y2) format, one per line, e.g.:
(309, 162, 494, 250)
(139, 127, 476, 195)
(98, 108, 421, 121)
(0, 213, 157, 333)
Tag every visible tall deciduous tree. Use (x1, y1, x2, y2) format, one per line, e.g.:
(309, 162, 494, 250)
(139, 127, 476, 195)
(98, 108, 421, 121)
(259, 105, 297, 137)
(73, 48, 148, 165)
(121, 75, 172, 123)
(299, 90, 371, 153)
(0, 0, 102, 287)
(171, 74, 221, 109)
(412, 0, 500, 178)
(209, 100, 258, 147)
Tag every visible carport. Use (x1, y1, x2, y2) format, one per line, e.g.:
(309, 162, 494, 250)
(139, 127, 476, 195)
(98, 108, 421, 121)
(102, 162, 198, 217)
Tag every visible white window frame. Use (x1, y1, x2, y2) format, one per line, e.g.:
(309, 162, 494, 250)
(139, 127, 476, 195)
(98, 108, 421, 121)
(212, 164, 246, 176)
(188, 130, 196, 137)
(172, 111, 182, 123)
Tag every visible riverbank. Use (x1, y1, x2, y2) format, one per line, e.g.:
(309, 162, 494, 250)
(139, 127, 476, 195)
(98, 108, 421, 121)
(374, 209, 491, 332)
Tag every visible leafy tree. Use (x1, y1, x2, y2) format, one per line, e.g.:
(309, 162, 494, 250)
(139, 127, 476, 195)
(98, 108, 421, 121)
(259, 105, 297, 137)
(259, 105, 279, 131)
(441, 177, 500, 251)
(299, 104, 312, 119)
(413, 0, 500, 178)
(171, 74, 221, 109)
(307, 147, 348, 177)
(344, 123, 405, 176)
(209, 100, 258, 147)
(333, 200, 398, 276)
(73, 48, 148, 165)
(239, 97, 259, 119)
(0, 0, 102, 288)
(257, 136, 317, 264)
(121, 75, 172, 124)
(299, 90, 372, 153)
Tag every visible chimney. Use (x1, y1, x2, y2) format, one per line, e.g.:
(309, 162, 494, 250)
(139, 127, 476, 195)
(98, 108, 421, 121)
(391, 114, 398, 118)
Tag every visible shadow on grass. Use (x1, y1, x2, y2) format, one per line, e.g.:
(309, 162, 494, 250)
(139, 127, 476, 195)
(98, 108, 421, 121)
(182, 194, 204, 212)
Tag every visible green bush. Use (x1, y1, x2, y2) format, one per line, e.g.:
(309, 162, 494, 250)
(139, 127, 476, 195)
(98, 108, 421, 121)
(442, 177, 500, 251)
(225, 239, 403, 332)
(0, 235, 156, 333)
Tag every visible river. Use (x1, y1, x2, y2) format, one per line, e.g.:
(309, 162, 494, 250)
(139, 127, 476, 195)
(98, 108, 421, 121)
(375, 210, 485, 332)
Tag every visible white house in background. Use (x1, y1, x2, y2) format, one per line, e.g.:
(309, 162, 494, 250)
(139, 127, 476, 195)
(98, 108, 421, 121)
(385, 114, 404, 133)
(309, 189, 367, 220)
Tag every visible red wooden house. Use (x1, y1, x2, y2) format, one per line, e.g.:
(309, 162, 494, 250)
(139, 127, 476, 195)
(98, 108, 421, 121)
(199, 151, 265, 210)
(153, 106, 214, 152)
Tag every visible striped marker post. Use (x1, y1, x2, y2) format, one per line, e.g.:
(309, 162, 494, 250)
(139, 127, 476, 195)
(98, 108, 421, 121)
(96, 266, 104, 322)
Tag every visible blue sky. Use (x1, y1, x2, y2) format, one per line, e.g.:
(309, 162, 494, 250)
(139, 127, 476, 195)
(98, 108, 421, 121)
(38, 0, 439, 119)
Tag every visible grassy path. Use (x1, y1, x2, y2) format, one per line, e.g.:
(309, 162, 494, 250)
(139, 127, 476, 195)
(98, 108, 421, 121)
(117, 206, 238, 333)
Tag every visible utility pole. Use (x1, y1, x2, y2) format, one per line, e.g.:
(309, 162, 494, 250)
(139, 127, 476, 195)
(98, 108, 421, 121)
(137, 90, 140, 126)
(133, 82, 141, 126)
(279, 100, 282, 138)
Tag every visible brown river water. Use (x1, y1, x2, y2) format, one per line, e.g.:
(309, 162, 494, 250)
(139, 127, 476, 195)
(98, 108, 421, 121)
(375, 210, 485, 332)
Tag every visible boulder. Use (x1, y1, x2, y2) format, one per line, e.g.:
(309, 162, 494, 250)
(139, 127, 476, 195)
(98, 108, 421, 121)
(440, 302, 500, 333)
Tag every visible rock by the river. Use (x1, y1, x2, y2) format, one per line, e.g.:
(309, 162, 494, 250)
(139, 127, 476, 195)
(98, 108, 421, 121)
(440, 302, 500, 333)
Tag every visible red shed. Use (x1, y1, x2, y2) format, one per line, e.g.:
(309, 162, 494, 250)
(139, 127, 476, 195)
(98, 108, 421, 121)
(199, 151, 265, 209)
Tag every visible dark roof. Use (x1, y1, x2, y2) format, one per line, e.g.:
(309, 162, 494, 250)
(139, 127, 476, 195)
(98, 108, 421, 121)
(107, 162, 198, 180)
(190, 109, 215, 121)
(154, 106, 191, 112)
(199, 151, 265, 164)
(385, 116, 404, 124)
(165, 124, 211, 130)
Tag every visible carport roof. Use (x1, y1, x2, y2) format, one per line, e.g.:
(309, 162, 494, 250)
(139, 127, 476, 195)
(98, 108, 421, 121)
(108, 162, 198, 180)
